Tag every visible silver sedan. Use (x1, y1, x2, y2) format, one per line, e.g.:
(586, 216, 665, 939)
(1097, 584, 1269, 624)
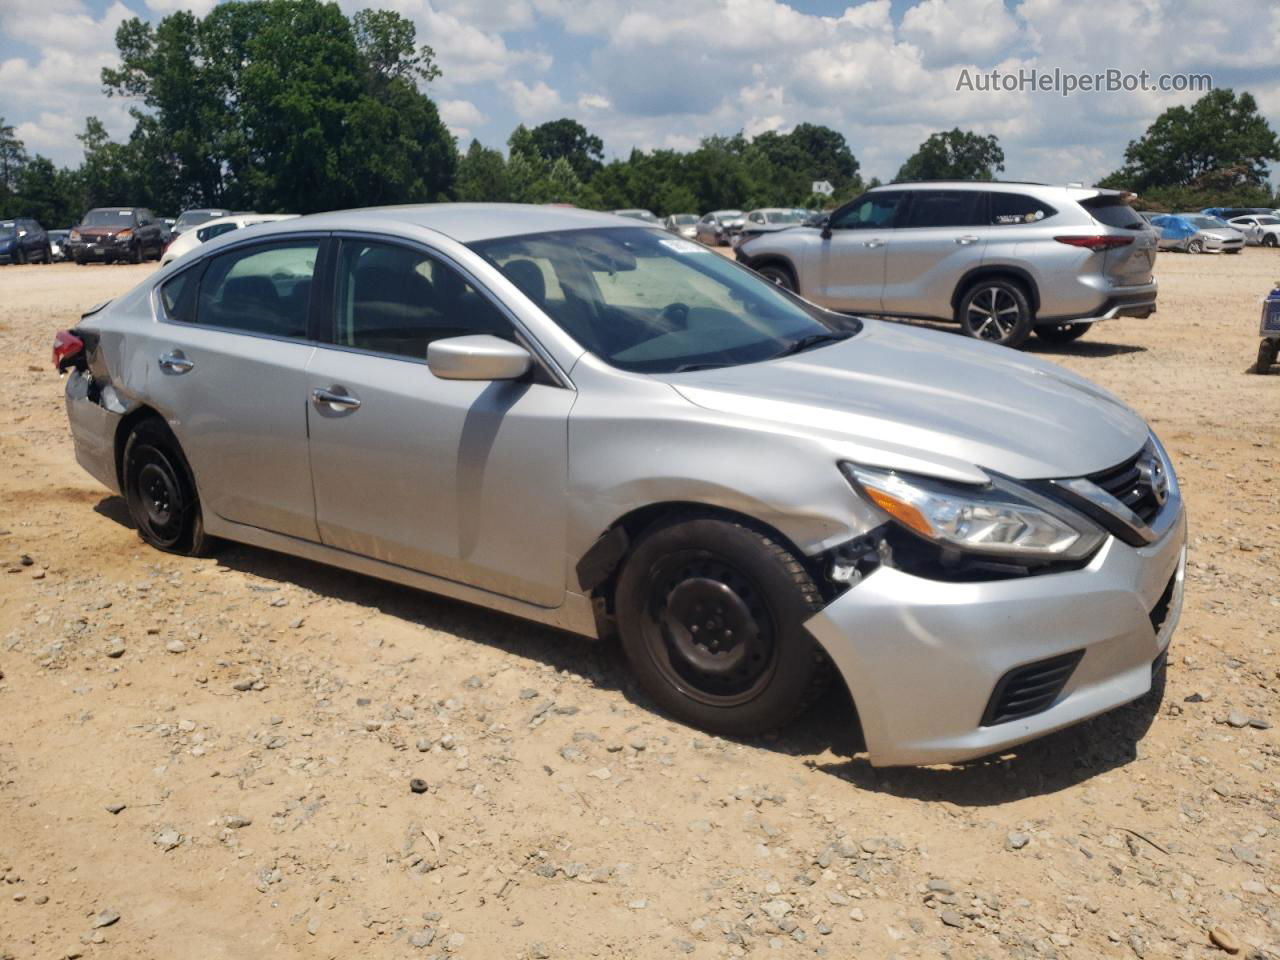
(56, 204, 1185, 765)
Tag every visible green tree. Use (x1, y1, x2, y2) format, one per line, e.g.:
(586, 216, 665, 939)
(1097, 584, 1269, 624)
(896, 128, 1004, 181)
(527, 118, 604, 181)
(77, 117, 141, 208)
(102, 0, 456, 214)
(0, 117, 28, 198)
(1104, 89, 1280, 191)
(455, 140, 511, 202)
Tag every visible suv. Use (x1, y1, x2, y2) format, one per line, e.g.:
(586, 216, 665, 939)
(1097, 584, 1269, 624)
(0, 218, 52, 264)
(737, 182, 1159, 347)
(68, 208, 166, 264)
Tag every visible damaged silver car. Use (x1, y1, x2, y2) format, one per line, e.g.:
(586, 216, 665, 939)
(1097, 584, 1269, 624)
(56, 204, 1185, 766)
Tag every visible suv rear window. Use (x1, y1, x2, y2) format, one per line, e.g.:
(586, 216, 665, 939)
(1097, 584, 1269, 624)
(1081, 196, 1145, 230)
(989, 193, 1056, 225)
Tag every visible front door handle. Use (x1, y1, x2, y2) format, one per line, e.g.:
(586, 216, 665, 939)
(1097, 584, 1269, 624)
(312, 387, 362, 411)
(955, 235, 980, 245)
(158, 351, 194, 374)
(863, 239, 886, 248)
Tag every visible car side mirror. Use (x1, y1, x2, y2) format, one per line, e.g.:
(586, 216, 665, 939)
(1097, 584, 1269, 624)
(427, 334, 531, 381)
(17, 230, 27, 237)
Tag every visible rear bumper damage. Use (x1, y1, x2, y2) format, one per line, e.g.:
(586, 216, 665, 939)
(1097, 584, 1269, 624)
(65, 370, 125, 495)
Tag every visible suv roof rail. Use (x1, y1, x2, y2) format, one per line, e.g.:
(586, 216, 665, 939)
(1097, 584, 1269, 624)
(883, 179, 1050, 187)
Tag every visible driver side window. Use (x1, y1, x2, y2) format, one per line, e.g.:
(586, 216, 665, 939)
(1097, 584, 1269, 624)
(333, 240, 514, 361)
(830, 193, 903, 230)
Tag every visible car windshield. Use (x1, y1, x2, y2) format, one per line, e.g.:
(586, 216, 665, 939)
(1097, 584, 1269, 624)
(714, 210, 744, 221)
(765, 210, 804, 224)
(671, 214, 698, 225)
(471, 227, 855, 374)
(81, 209, 133, 226)
(1189, 216, 1227, 229)
(174, 210, 225, 231)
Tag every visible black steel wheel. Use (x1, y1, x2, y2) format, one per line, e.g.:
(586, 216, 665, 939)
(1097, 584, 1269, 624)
(615, 516, 827, 735)
(122, 419, 211, 555)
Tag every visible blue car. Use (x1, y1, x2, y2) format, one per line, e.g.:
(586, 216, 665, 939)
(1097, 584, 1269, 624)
(1150, 214, 1245, 254)
(0, 218, 52, 264)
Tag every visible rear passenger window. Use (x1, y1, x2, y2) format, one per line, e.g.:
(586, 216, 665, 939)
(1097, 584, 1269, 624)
(196, 241, 319, 338)
(901, 190, 984, 228)
(333, 240, 513, 360)
(159, 268, 199, 325)
(989, 193, 1056, 225)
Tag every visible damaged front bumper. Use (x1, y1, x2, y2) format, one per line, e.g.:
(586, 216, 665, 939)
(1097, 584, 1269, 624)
(805, 507, 1186, 766)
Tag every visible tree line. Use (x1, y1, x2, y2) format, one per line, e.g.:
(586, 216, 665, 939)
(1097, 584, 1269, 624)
(1, 0, 1277, 225)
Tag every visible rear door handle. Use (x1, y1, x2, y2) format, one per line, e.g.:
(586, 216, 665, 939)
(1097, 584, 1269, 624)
(863, 239, 886, 248)
(955, 235, 980, 245)
(158, 350, 194, 374)
(312, 386, 361, 411)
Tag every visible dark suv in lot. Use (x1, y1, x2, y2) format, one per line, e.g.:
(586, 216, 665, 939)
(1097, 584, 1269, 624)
(0, 218, 52, 264)
(68, 208, 166, 264)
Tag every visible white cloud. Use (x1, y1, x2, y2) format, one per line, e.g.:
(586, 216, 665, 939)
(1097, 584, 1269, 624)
(438, 98, 488, 142)
(577, 93, 611, 112)
(507, 79, 563, 120)
(900, 0, 1020, 67)
(143, 0, 219, 14)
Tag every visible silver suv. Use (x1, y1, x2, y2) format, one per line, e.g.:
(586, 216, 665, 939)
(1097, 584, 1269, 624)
(737, 182, 1159, 348)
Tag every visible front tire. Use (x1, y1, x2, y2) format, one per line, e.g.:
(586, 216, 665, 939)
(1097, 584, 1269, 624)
(614, 516, 827, 736)
(757, 263, 797, 292)
(957, 279, 1033, 347)
(122, 420, 212, 556)
(1035, 322, 1090, 344)
(1188, 238, 1205, 254)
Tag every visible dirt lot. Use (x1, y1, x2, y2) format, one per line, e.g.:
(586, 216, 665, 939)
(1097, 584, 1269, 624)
(0, 251, 1277, 960)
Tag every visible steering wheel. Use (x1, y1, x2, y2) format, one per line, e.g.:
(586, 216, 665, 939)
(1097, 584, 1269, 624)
(657, 301, 690, 331)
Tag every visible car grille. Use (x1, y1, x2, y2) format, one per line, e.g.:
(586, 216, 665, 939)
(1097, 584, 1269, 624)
(981, 650, 1084, 726)
(1088, 450, 1162, 525)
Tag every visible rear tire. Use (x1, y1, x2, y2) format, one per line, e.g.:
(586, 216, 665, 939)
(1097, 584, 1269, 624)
(14, 248, 25, 265)
(614, 516, 828, 736)
(1035, 322, 1090, 344)
(956, 278, 1033, 347)
(757, 263, 797, 293)
(1264, 234, 1278, 248)
(122, 419, 213, 556)
(41, 245, 52, 264)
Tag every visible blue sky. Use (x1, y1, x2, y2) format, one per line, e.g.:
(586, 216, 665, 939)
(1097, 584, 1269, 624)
(2, 0, 1278, 187)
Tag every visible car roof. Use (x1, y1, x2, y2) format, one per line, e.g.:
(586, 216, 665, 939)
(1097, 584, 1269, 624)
(874, 180, 1130, 200)
(247, 203, 642, 245)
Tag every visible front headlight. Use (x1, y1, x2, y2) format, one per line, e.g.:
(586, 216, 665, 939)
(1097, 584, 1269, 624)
(843, 464, 1104, 562)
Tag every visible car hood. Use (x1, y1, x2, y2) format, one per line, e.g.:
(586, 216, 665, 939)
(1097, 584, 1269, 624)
(75, 226, 126, 239)
(1202, 228, 1243, 239)
(662, 320, 1149, 481)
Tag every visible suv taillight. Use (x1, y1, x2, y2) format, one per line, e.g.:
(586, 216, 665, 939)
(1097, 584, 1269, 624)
(52, 329, 84, 372)
(1054, 235, 1134, 251)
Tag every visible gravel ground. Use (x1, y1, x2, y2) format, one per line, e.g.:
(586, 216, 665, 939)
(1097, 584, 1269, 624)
(0, 251, 1277, 960)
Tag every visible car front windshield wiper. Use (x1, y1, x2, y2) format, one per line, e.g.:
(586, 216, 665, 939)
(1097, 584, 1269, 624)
(770, 331, 852, 360)
(671, 361, 736, 373)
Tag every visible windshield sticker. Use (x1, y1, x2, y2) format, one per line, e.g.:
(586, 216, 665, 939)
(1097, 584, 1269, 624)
(659, 238, 709, 254)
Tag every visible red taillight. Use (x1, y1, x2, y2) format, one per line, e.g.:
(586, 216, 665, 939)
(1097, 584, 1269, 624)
(53, 329, 84, 371)
(1054, 235, 1135, 251)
